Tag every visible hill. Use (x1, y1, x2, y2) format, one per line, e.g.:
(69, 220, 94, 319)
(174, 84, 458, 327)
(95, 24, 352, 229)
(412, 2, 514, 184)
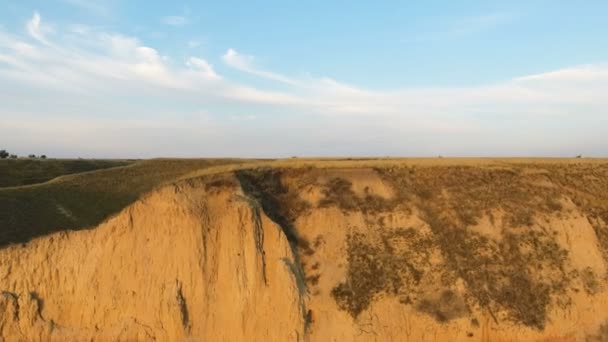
(1, 158, 607, 340)
(0, 158, 253, 246)
(0, 158, 133, 187)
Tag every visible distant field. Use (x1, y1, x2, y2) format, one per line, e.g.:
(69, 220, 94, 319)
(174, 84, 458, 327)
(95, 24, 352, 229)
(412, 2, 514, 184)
(0, 159, 134, 187)
(0, 158, 253, 246)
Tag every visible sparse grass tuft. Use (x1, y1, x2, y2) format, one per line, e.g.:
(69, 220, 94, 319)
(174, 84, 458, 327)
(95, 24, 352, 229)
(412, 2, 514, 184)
(319, 177, 359, 211)
(331, 233, 386, 317)
(319, 176, 397, 213)
(416, 290, 468, 323)
(331, 228, 434, 318)
(204, 177, 237, 191)
(420, 204, 569, 330)
(546, 198, 563, 212)
(593, 224, 608, 265)
(581, 267, 600, 295)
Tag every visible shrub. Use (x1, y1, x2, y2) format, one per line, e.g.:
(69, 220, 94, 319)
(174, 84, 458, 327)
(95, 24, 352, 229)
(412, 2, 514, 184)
(0, 150, 8, 159)
(415, 290, 468, 323)
(319, 177, 358, 210)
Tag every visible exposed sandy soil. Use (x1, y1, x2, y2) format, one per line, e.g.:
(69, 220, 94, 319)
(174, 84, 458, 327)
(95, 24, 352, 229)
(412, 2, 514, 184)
(1, 160, 608, 341)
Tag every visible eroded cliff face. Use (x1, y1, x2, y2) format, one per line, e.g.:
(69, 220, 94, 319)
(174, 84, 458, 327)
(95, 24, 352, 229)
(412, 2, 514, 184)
(1, 164, 608, 341)
(0, 178, 305, 341)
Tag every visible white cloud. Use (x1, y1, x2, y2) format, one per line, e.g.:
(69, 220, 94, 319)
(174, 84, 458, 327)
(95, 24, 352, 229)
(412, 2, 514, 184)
(0, 15, 306, 105)
(1, 12, 607, 157)
(5, 13, 608, 117)
(515, 64, 608, 82)
(222, 48, 252, 70)
(0, 53, 29, 69)
(162, 16, 189, 27)
(26, 12, 51, 45)
(186, 57, 220, 80)
(222, 48, 301, 86)
(103, 34, 139, 57)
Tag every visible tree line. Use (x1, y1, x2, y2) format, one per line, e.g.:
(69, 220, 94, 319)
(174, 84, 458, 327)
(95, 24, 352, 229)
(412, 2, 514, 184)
(0, 149, 46, 159)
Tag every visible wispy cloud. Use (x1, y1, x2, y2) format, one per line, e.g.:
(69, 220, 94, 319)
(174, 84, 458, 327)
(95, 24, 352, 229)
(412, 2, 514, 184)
(60, 0, 110, 16)
(455, 13, 511, 35)
(515, 64, 608, 82)
(220, 46, 608, 117)
(222, 48, 302, 86)
(2, 15, 291, 100)
(1, 12, 607, 157)
(402, 12, 513, 43)
(187, 40, 201, 48)
(26, 12, 51, 45)
(186, 57, 220, 80)
(162, 15, 189, 27)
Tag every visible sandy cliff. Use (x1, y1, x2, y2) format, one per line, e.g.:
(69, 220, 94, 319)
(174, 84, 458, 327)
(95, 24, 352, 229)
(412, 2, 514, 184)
(1, 163, 608, 341)
(0, 179, 305, 341)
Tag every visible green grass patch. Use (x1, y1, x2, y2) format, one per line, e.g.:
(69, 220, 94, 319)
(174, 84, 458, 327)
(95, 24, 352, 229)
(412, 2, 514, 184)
(0, 159, 133, 187)
(0, 159, 247, 247)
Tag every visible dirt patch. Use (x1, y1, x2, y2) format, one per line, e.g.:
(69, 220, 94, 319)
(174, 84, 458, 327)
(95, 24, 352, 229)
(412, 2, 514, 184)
(586, 321, 608, 342)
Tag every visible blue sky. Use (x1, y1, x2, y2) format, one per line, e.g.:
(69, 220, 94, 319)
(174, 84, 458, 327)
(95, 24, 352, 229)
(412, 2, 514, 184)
(1, 1, 607, 157)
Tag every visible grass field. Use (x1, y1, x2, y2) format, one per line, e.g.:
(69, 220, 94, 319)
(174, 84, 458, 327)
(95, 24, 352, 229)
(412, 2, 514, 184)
(0, 158, 254, 246)
(0, 158, 134, 187)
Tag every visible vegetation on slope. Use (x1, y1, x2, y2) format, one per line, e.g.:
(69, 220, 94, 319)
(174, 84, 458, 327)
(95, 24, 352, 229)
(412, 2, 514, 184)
(0, 159, 133, 187)
(341, 164, 607, 329)
(235, 168, 313, 251)
(1, 158, 607, 331)
(228, 162, 608, 330)
(0, 159, 249, 246)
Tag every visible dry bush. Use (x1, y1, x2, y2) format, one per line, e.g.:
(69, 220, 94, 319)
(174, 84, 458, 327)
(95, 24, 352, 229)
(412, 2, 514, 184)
(331, 228, 434, 318)
(416, 290, 469, 323)
(581, 267, 600, 295)
(318, 176, 400, 213)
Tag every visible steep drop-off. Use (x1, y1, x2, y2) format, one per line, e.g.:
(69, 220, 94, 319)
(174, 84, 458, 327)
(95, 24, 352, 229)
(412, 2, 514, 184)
(1, 162, 608, 341)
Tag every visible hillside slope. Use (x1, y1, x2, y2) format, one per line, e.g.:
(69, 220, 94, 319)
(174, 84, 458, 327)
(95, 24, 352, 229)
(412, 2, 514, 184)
(0, 159, 133, 188)
(0, 158, 251, 246)
(1, 160, 607, 341)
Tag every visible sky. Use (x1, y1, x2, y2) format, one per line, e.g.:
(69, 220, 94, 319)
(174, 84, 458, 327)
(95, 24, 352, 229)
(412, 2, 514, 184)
(1, 1, 607, 158)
